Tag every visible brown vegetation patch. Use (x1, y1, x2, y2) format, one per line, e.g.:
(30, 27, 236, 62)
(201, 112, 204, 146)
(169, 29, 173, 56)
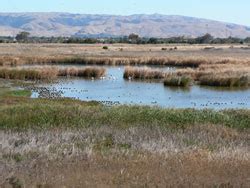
(0, 66, 106, 80)
(123, 66, 165, 79)
(58, 66, 106, 78)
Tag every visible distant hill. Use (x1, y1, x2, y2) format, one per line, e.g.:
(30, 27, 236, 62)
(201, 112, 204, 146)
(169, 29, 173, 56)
(0, 13, 250, 38)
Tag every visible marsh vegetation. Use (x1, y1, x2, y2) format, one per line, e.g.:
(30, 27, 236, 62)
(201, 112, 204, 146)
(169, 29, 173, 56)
(0, 91, 249, 187)
(0, 43, 250, 187)
(1, 44, 249, 88)
(0, 66, 106, 80)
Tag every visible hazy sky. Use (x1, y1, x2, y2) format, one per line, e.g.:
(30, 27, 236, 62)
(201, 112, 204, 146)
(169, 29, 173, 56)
(2, 0, 249, 26)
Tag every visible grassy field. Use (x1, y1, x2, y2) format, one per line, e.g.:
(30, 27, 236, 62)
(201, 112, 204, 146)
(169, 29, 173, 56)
(0, 82, 249, 187)
(0, 44, 250, 187)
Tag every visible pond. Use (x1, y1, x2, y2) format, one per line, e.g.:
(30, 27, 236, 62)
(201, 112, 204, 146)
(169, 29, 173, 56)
(31, 66, 250, 109)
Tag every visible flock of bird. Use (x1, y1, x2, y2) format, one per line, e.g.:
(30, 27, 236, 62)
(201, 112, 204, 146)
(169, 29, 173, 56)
(21, 68, 248, 108)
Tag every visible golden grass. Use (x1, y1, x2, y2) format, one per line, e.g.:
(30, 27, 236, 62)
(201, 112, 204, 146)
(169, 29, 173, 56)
(123, 66, 165, 79)
(0, 66, 106, 80)
(123, 64, 250, 87)
(0, 67, 58, 80)
(2, 149, 249, 187)
(0, 55, 247, 68)
(1, 123, 249, 187)
(175, 64, 250, 87)
(199, 75, 249, 87)
(58, 67, 106, 78)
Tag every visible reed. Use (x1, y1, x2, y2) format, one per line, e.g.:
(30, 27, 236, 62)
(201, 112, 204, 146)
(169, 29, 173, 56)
(174, 64, 250, 87)
(199, 75, 250, 87)
(123, 66, 165, 80)
(0, 55, 243, 68)
(0, 67, 58, 80)
(164, 75, 192, 87)
(0, 66, 106, 80)
(58, 66, 106, 78)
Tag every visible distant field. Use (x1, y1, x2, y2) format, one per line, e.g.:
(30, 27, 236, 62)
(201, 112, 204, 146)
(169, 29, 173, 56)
(0, 43, 250, 61)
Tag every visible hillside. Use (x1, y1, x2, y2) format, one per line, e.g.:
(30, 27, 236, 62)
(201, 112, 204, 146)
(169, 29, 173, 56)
(0, 13, 250, 38)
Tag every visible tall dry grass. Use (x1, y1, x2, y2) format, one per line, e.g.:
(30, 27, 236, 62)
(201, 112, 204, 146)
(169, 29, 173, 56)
(1, 123, 249, 187)
(123, 66, 165, 79)
(0, 66, 106, 80)
(58, 67, 106, 78)
(0, 55, 243, 67)
(175, 64, 250, 87)
(122, 64, 249, 87)
(0, 67, 58, 80)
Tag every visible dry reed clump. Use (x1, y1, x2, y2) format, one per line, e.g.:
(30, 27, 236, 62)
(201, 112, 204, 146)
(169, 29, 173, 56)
(58, 67, 106, 78)
(0, 56, 27, 66)
(174, 63, 250, 87)
(0, 55, 241, 67)
(116, 57, 208, 67)
(123, 66, 165, 80)
(0, 67, 58, 80)
(0, 66, 106, 80)
(0, 56, 114, 66)
(199, 74, 250, 87)
(164, 74, 193, 87)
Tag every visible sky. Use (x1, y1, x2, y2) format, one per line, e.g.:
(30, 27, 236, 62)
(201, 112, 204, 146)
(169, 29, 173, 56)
(1, 0, 249, 26)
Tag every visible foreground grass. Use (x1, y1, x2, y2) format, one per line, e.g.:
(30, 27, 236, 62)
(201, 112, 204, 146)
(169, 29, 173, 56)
(0, 89, 249, 187)
(1, 98, 249, 187)
(0, 97, 249, 130)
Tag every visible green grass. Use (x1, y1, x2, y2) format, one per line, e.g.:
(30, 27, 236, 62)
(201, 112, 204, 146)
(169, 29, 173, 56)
(0, 86, 31, 98)
(7, 90, 32, 97)
(164, 76, 192, 87)
(0, 97, 249, 130)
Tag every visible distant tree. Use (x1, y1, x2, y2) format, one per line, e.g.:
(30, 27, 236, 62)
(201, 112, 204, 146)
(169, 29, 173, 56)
(16, 32, 30, 42)
(244, 37, 250, 43)
(128, 33, 140, 43)
(148, 38, 158, 44)
(196, 33, 214, 44)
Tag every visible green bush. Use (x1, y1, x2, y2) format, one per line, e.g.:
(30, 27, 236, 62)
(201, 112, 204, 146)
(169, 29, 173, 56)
(164, 76, 192, 87)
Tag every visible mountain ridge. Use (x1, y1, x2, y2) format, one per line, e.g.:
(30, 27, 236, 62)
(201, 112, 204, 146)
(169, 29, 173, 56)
(0, 12, 250, 38)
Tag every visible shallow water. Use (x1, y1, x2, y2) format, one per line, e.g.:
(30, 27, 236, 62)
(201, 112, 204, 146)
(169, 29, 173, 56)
(31, 66, 250, 109)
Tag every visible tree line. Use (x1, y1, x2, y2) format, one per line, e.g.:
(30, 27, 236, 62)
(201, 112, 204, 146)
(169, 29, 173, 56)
(0, 32, 250, 44)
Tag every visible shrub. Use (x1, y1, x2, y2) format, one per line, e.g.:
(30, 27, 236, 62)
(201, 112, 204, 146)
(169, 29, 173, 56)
(164, 75, 192, 87)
